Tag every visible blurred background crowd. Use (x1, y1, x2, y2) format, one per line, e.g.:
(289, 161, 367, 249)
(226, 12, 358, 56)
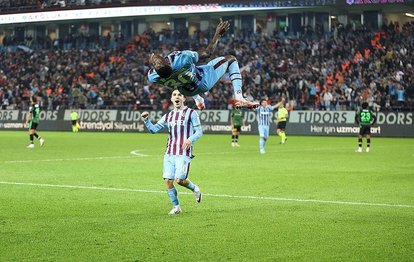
(0, 0, 142, 11)
(0, 0, 194, 12)
(0, 20, 413, 111)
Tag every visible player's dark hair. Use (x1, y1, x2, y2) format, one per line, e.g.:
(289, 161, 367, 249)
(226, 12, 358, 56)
(361, 102, 369, 109)
(156, 65, 173, 78)
(31, 96, 37, 103)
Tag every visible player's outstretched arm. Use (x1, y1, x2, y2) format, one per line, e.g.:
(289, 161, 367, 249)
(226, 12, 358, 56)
(141, 111, 166, 134)
(272, 98, 285, 110)
(198, 19, 230, 59)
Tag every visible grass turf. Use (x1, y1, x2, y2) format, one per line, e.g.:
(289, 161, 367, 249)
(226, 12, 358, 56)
(0, 131, 413, 261)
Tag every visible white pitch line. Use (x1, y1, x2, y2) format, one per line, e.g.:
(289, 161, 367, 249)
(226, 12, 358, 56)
(0, 181, 412, 208)
(4, 156, 140, 164)
(130, 150, 149, 157)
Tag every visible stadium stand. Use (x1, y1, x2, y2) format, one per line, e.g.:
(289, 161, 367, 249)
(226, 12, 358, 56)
(0, 20, 413, 111)
(0, 0, 253, 12)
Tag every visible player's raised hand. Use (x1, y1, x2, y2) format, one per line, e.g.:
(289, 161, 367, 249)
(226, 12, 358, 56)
(149, 53, 156, 65)
(141, 111, 149, 120)
(149, 53, 164, 68)
(216, 19, 230, 36)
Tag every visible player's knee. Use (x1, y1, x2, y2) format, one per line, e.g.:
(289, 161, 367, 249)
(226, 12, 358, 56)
(225, 55, 237, 64)
(164, 178, 173, 185)
(175, 178, 185, 185)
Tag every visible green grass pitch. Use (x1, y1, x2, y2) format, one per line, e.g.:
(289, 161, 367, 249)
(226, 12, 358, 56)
(0, 131, 413, 261)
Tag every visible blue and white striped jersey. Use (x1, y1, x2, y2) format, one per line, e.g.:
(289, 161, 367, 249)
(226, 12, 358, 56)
(256, 105, 274, 126)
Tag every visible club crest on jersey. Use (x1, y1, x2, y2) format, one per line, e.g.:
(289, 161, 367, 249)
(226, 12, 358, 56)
(170, 120, 185, 127)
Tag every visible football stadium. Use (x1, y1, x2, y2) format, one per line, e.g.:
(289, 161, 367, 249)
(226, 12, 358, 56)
(1, 0, 414, 261)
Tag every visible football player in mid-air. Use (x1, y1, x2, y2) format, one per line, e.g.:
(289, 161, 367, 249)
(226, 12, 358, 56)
(355, 102, 377, 153)
(147, 19, 259, 111)
(25, 96, 45, 148)
(141, 89, 203, 215)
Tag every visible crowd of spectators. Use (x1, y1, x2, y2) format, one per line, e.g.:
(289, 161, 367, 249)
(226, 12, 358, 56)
(0, 20, 413, 112)
(0, 0, 223, 12)
(0, 1, 131, 12)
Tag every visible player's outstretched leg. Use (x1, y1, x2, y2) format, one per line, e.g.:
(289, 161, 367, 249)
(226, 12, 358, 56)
(226, 55, 259, 109)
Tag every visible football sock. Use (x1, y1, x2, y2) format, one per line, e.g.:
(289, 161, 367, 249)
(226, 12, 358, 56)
(259, 138, 265, 150)
(167, 187, 179, 206)
(367, 138, 371, 148)
(281, 132, 286, 142)
(228, 61, 243, 100)
(34, 133, 42, 140)
(235, 135, 238, 143)
(72, 126, 76, 132)
(29, 134, 34, 144)
(185, 180, 195, 191)
(358, 138, 362, 148)
(232, 135, 235, 142)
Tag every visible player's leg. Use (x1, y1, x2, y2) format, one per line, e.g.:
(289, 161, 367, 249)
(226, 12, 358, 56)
(231, 128, 236, 146)
(202, 57, 228, 90)
(72, 120, 77, 132)
(277, 128, 282, 143)
(27, 123, 35, 148)
(234, 127, 240, 146)
(366, 131, 371, 152)
(174, 156, 201, 203)
(225, 55, 259, 108)
(204, 56, 257, 108)
(278, 122, 287, 144)
(356, 132, 363, 152)
(163, 155, 181, 214)
(32, 123, 45, 146)
(259, 125, 267, 154)
(225, 55, 244, 101)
